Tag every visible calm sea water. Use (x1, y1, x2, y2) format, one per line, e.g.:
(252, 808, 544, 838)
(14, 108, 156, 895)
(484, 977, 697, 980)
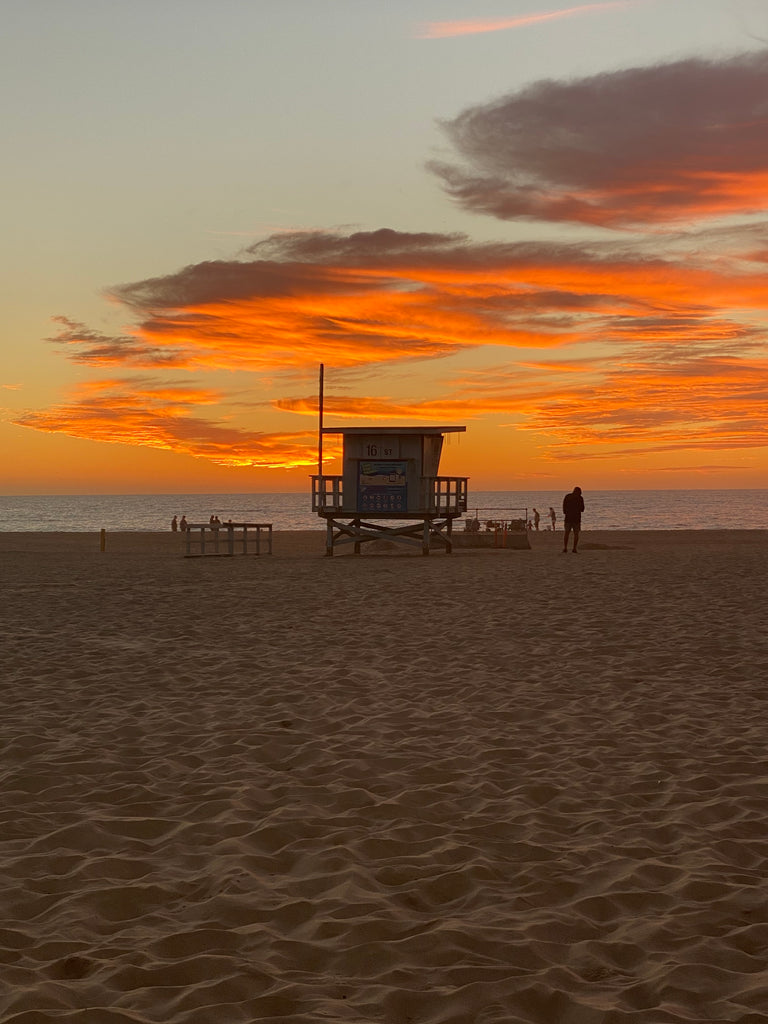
(0, 490, 765, 532)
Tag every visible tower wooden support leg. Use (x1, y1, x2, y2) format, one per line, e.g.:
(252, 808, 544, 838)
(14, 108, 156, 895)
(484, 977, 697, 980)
(325, 519, 334, 556)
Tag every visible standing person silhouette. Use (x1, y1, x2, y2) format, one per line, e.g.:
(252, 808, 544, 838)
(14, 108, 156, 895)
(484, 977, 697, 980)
(562, 487, 584, 553)
(533, 508, 540, 531)
(549, 506, 556, 531)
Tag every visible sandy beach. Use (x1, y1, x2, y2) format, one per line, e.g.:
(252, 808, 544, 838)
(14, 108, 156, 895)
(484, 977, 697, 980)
(2, 528, 768, 1023)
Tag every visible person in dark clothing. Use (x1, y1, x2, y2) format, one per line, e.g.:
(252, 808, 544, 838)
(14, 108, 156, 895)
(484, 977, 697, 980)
(562, 486, 584, 553)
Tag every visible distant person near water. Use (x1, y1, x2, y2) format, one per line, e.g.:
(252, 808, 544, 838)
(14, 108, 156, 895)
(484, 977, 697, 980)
(179, 515, 188, 532)
(562, 487, 584, 554)
(549, 507, 556, 531)
(533, 508, 540, 531)
(171, 515, 178, 532)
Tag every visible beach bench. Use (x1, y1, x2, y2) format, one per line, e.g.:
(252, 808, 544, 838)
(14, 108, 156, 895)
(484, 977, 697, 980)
(183, 522, 273, 557)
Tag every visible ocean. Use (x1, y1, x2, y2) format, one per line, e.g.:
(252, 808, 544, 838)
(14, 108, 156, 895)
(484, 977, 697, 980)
(0, 490, 765, 532)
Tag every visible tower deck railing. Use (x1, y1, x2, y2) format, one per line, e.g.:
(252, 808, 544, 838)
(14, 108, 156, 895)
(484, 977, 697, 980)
(312, 475, 344, 512)
(425, 476, 468, 516)
(312, 475, 468, 516)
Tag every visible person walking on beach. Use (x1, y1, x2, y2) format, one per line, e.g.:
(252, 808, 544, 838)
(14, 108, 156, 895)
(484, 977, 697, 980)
(549, 506, 556, 531)
(171, 515, 178, 532)
(533, 508, 540, 531)
(562, 487, 584, 553)
(179, 515, 188, 532)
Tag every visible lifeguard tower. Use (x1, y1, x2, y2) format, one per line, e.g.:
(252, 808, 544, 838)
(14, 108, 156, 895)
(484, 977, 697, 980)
(312, 425, 468, 556)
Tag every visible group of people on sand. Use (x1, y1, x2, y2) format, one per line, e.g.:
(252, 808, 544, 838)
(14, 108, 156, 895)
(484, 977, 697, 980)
(529, 506, 558, 532)
(527, 488, 585, 553)
(170, 514, 232, 532)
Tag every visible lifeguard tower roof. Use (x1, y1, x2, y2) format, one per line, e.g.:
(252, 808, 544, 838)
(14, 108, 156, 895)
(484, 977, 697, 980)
(321, 425, 466, 435)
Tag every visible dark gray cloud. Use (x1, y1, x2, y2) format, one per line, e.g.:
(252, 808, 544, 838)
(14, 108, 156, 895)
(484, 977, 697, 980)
(429, 49, 768, 227)
(246, 228, 467, 265)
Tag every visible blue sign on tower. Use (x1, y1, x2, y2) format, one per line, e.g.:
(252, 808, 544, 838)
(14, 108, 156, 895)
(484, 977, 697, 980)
(357, 460, 408, 513)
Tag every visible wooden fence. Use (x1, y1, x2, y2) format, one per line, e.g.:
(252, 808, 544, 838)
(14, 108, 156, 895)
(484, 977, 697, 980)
(183, 522, 272, 557)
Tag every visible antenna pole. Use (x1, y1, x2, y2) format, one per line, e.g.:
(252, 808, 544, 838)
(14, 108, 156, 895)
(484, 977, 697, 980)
(318, 362, 324, 478)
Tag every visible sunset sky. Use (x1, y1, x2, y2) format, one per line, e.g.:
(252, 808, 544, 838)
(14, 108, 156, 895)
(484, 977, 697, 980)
(3, 0, 768, 494)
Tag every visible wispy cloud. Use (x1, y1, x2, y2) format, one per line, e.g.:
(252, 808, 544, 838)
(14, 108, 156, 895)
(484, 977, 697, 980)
(14, 378, 321, 469)
(651, 464, 749, 474)
(47, 316, 190, 367)
(417, 3, 627, 39)
(272, 394, 487, 421)
(447, 347, 768, 459)
(269, 339, 768, 462)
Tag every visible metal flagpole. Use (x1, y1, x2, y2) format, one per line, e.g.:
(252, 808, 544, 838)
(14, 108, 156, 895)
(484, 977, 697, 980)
(318, 363, 324, 478)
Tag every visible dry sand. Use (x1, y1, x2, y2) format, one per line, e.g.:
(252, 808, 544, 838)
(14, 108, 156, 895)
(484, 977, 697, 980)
(2, 528, 768, 1023)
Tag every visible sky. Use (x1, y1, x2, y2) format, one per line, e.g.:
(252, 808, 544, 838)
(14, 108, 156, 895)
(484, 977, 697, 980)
(3, 0, 768, 494)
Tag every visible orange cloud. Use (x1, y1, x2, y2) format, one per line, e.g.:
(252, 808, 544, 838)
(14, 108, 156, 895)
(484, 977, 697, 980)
(269, 341, 768, 465)
(44, 229, 768, 379)
(273, 394, 487, 421)
(452, 351, 768, 459)
(417, 3, 627, 39)
(20, 221, 768, 471)
(14, 378, 322, 469)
